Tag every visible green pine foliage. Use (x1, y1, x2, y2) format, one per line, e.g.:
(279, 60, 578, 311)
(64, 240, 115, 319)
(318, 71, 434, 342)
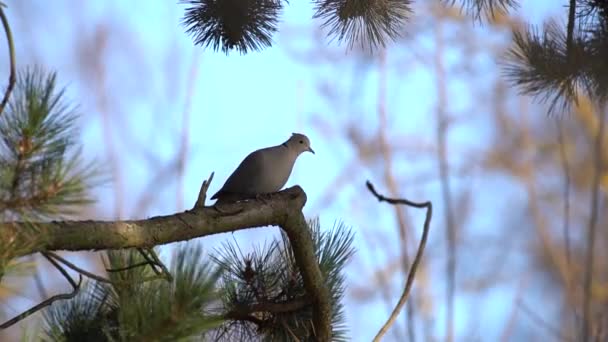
(312, 0, 413, 49)
(0, 67, 96, 302)
(40, 221, 355, 341)
(180, 0, 521, 53)
(43, 243, 223, 341)
(0, 66, 96, 220)
(210, 219, 354, 341)
(504, 0, 608, 109)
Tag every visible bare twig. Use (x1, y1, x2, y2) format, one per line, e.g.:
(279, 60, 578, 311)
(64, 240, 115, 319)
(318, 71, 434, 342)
(45, 251, 113, 284)
(92, 25, 123, 218)
(499, 276, 529, 342)
(367, 181, 433, 342)
(43, 252, 164, 284)
(42, 253, 79, 289)
(1, 250, 168, 329)
(582, 108, 606, 342)
(556, 118, 579, 336)
(176, 52, 199, 211)
(434, 20, 457, 342)
(518, 300, 572, 342)
(31, 254, 49, 299)
(106, 260, 151, 273)
(44, 251, 165, 286)
(225, 297, 310, 320)
(142, 247, 173, 282)
(0, 254, 82, 330)
(0, 4, 16, 117)
(104, 248, 171, 282)
(135, 247, 162, 275)
(556, 120, 572, 269)
(194, 172, 214, 209)
(377, 47, 416, 341)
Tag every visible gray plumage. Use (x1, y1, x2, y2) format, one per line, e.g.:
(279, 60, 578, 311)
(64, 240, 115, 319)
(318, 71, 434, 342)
(211, 133, 314, 204)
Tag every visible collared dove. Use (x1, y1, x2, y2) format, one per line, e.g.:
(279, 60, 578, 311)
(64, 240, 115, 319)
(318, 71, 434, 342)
(211, 133, 314, 204)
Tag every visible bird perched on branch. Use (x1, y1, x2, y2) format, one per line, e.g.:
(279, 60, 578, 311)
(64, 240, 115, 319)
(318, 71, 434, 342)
(211, 133, 314, 204)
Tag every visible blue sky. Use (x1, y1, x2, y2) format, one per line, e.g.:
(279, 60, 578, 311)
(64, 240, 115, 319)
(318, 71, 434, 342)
(1, 1, 567, 340)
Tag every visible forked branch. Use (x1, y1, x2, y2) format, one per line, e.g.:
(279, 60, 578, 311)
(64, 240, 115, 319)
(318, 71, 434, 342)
(367, 180, 432, 342)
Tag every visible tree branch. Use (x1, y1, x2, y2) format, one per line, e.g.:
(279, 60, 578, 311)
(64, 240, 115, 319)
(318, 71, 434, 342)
(0, 185, 332, 340)
(193, 172, 214, 209)
(226, 297, 310, 320)
(366, 180, 433, 342)
(566, 0, 576, 59)
(0, 3, 15, 117)
(0, 253, 82, 329)
(2, 186, 303, 255)
(582, 107, 606, 342)
(223, 297, 310, 331)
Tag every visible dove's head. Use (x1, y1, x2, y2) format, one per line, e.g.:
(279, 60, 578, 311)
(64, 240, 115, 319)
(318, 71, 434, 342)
(286, 133, 315, 155)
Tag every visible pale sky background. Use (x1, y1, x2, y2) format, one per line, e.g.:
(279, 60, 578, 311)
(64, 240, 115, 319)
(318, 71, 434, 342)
(1, 1, 568, 341)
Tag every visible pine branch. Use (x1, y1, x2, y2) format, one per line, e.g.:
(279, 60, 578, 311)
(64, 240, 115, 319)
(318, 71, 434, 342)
(0, 186, 333, 340)
(180, 0, 283, 54)
(503, 22, 587, 113)
(312, 0, 413, 50)
(504, 2, 608, 107)
(0, 67, 97, 219)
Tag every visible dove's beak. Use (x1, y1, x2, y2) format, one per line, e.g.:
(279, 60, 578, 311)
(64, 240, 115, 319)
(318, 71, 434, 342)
(308, 147, 315, 154)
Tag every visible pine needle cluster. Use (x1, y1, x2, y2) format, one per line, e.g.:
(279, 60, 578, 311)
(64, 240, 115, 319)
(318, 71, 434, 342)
(504, 0, 608, 111)
(0, 67, 96, 220)
(179, 0, 520, 53)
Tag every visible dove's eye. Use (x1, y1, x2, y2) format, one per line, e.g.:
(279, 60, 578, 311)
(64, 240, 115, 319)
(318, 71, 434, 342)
(299, 140, 303, 144)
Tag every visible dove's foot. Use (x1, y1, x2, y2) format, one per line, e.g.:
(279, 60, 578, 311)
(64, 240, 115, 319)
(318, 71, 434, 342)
(255, 193, 274, 204)
(213, 203, 244, 215)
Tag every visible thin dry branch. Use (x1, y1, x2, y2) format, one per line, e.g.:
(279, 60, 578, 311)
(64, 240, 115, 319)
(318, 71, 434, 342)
(0, 186, 332, 340)
(582, 108, 606, 341)
(140, 247, 173, 282)
(106, 260, 151, 273)
(0, 249, 172, 329)
(194, 172, 214, 209)
(0, 253, 82, 329)
(0, 3, 16, 117)
(377, 48, 416, 341)
(366, 181, 433, 342)
(518, 300, 572, 342)
(434, 20, 456, 342)
(224, 297, 310, 326)
(104, 248, 171, 282)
